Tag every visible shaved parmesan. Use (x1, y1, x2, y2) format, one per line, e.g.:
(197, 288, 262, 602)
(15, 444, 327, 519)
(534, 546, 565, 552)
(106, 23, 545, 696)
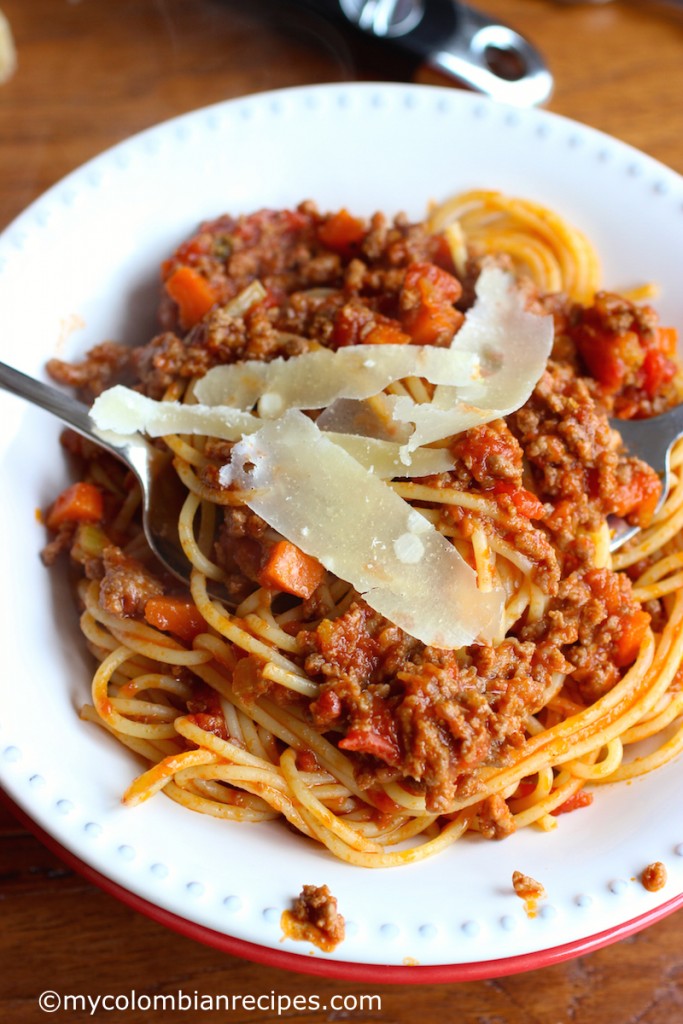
(228, 409, 503, 649)
(316, 395, 411, 442)
(394, 267, 553, 451)
(89, 265, 549, 652)
(327, 434, 455, 478)
(91, 385, 453, 478)
(193, 344, 479, 413)
(90, 385, 260, 441)
(191, 266, 552, 456)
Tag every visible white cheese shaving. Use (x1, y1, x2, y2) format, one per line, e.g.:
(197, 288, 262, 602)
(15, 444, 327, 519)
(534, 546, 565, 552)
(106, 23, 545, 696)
(90, 385, 260, 441)
(393, 532, 425, 564)
(91, 385, 454, 477)
(88, 265, 550, 652)
(316, 395, 411, 442)
(191, 266, 552, 457)
(228, 409, 503, 649)
(193, 344, 479, 412)
(393, 267, 553, 451)
(324, 434, 455, 478)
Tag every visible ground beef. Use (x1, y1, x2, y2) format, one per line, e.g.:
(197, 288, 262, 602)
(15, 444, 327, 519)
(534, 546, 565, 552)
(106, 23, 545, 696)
(542, 494, 604, 572)
(302, 602, 563, 811)
(212, 507, 273, 602)
(518, 567, 649, 702)
(343, 257, 406, 299)
(46, 341, 131, 400)
(471, 794, 517, 839)
(511, 360, 619, 501)
(40, 524, 75, 567)
(512, 870, 546, 917)
(394, 640, 562, 810)
(303, 603, 419, 699)
(130, 330, 217, 398)
(448, 419, 524, 490)
(509, 359, 661, 531)
(282, 884, 345, 952)
(364, 210, 449, 268)
(641, 861, 667, 893)
(97, 545, 164, 618)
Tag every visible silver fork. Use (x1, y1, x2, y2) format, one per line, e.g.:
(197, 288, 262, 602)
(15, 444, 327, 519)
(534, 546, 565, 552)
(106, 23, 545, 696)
(608, 406, 683, 550)
(0, 360, 191, 584)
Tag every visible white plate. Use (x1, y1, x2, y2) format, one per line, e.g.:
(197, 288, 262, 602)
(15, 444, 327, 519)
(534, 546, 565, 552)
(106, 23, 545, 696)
(1, 83, 683, 981)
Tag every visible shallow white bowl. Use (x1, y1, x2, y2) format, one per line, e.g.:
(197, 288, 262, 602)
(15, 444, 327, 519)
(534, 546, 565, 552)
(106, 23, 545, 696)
(1, 82, 682, 981)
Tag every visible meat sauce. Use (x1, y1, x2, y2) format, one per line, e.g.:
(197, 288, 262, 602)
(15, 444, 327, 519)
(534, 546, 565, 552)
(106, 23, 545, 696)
(44, 202, 679, 830)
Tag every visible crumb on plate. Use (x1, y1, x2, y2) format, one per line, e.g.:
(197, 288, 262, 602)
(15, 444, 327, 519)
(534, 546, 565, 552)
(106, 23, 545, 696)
(641, 861, 667, 893)
(512, 869, 546, 918)
(281, 884, 345, 952)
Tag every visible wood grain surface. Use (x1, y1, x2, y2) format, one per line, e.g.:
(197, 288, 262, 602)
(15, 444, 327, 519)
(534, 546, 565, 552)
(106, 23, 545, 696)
(1, 1, 682, 1021)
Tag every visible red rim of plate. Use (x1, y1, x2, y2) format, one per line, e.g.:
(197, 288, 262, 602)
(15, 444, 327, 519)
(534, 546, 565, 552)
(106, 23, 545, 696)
(3, 788, 683, 983)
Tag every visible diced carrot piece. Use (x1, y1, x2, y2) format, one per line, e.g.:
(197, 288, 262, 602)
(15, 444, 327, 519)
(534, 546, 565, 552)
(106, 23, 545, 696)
(257, 540, 325, 599)
(403, 304, 462, 347)
(613, 608, 651, 668)
(317, 209, 366, 253)
(362, 321, 412, 345)
(656, 325, 678, 358)
(400, 262, 463, 346)
(641, 347, 677, 400)
(45, 482, 104, 530)
(144, 595, 207, 644)
(164, 265, 218, 330)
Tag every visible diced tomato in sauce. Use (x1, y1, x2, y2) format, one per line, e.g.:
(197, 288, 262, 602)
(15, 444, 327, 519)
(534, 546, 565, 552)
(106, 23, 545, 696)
(338, 700, 401, 766)
(488, 481, 547, 519)
(400, 262, 463, 346)
(551, 789, 594, 816)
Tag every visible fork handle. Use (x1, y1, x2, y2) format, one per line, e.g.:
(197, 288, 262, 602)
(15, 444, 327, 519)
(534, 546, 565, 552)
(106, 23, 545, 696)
(0, 359, 96, 436)
(0, 359, 139, 466)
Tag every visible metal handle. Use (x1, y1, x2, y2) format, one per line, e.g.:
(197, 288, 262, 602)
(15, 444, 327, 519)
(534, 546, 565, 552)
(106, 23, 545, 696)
(426, 2, 553, 106)
(0, 360, 96, 437)
(0, 360, 140, 465)
(335, 0, 552, 105)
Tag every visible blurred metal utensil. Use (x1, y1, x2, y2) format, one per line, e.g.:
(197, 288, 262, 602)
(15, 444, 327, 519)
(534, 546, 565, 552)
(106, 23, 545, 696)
(296, 0, 553, 105)
(0, 360, 192, 586)
(609, 404, 683, 551)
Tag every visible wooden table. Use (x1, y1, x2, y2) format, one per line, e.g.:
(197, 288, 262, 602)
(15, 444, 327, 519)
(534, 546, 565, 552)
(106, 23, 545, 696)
(1, 1, 682, 1020)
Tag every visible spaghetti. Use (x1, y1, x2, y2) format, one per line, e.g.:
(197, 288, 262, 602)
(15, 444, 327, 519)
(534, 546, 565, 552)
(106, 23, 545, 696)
(43, 193, 683, 867)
